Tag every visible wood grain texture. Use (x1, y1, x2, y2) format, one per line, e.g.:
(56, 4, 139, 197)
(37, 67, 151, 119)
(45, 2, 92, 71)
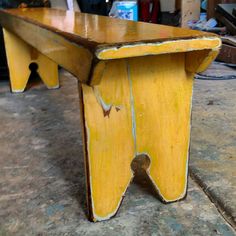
(0, 8, 221, 222)
(0, 8, 221, 84)
(186, 49, 220, 73)
(81, 53, 194, 221)
(0, 14, 93, 84)
(80, 60, 135, 221)
(130, 53, 193, 202)
(89, 61, 106, 85)
(3, 28, 58, 92)
(96, 38, 221, 60)
(0, 8, 220, 53)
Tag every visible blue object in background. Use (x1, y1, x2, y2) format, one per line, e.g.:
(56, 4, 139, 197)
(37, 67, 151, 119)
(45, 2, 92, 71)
(109, 1, 138, 21)
(201, 0, 207, 11)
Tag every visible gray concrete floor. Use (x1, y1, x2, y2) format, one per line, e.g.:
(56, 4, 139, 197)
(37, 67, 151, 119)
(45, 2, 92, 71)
(0, 68, 235, 235)
(190, 63, 236, 228)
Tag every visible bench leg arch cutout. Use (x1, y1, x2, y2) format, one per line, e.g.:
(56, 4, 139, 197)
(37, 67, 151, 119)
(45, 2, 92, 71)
(3, 28, 59, 93)
(80, 53, 194, 221)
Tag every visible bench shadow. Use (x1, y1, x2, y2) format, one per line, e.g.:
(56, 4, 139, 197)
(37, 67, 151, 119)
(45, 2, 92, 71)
(131, 155, 163, 201)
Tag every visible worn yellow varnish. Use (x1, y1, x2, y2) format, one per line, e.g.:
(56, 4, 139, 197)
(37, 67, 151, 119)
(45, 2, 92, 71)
(0, 8, 219, 46)
(3, 29, 58, 92)
(96, 38, 221, 60)
(0, 8, 221, 222)
(186, 49, 219, 73)
(81, 60, 135, 220)
(81, 53, 194, 220)
(1, 15, 93, 84)
(0, 8, 221, 84)
(130, 54, 193, 201)
(89, 61, 107, 86)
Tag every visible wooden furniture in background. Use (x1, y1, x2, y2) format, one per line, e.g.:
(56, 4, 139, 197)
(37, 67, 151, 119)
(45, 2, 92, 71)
(217, 36, 236, 63)
(207, 0, 236, 19)
(216, 3, 236, 35)
(180, 0, 201, 28)
(174, 0, 201, 28)
(0, 8, 221, 221)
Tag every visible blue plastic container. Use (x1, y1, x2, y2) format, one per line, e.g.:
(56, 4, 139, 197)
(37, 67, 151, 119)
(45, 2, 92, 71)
(109, 1, 138, 21)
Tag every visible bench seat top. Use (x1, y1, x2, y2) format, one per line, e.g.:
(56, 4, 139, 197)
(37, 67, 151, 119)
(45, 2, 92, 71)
(0, 8, 221, 60)
(0, 8, 221, 84)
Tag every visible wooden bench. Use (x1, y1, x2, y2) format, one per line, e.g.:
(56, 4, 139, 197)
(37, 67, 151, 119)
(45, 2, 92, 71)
(0, 8, 221, 222)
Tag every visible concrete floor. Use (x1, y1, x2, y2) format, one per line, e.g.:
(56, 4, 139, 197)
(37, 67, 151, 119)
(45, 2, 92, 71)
(0, 67, 235, 235)
(190, 64, 236, 228)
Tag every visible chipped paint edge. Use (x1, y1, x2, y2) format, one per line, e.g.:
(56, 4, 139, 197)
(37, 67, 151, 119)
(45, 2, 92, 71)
(91, 174, 134, 222)
(96, 37, 222, 60)
(84, 90, 133, 222)
(135, 82, 193, 203)
(11, 89, 25, 93)
(85, 118, 134, 221)
(146, 74, 194, 203)
(82, 57, 196, 221)
(126, 60, 137, 152)
(147, 74, 193, 203)
(46, 85, 60, 90)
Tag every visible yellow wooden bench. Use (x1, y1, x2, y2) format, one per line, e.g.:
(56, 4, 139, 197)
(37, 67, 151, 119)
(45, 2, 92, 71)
(0, 8, 221, 221)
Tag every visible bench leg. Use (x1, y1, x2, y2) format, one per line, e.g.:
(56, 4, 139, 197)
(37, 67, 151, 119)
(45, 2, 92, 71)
(80, 59, 135, 221)
(3, 29, 59, 93)
(130, 53, 193, 202)
(80, 53, 194, 221)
